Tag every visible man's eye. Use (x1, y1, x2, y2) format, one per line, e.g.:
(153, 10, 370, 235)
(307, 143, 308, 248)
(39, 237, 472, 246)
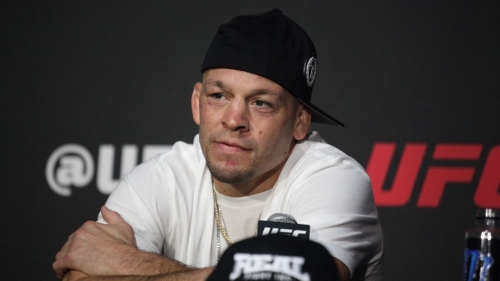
(212, 93, 224, 99)
(255, 100, 268, 107)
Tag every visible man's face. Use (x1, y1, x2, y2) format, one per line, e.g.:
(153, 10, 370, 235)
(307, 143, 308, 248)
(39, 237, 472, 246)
(191, 68, 310, 186)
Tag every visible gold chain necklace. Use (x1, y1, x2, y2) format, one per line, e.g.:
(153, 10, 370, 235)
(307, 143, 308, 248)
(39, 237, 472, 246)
(212, 182, 262, 261)
(213, 188, 233, 245)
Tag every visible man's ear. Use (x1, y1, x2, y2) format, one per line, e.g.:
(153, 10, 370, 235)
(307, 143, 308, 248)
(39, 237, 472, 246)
(191, 82, 202, 125)
(293, 105, 311, 141)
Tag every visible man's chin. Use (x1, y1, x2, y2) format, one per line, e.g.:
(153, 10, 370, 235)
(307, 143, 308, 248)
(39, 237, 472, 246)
(207, 163, 256, 185)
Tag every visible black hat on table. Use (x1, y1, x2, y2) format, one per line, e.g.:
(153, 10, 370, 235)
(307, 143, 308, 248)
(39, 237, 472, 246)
(206, 235, 341, 281)
(201, 9, 344, 127)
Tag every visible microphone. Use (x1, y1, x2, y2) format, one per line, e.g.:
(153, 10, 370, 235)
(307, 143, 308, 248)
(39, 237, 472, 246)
(257, 213, 310, 239)
(268, 213, 297, 224)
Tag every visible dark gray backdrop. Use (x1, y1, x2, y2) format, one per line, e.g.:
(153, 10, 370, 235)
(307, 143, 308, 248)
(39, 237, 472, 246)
(2, 1, 499, 280)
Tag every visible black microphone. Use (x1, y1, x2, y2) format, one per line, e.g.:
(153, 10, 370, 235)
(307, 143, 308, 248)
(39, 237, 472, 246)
(257, 213, 310, 239)
(268, 213, 297, 224)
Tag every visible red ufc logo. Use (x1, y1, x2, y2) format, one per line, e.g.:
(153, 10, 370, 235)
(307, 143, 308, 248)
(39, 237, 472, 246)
(366, 143, 500, 208)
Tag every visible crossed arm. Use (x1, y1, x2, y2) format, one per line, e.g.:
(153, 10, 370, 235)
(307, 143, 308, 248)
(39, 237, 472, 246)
(53, 206, 350, 281)
(61, 269, 213, 281)
(53, 206, 213, 281)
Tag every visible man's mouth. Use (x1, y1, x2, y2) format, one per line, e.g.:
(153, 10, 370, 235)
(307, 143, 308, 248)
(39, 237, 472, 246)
(213, 140, 251, 153)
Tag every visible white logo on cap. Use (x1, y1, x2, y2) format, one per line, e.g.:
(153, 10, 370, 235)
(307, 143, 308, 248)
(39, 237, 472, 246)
(229, 254, 310, 281)
(304, 56, 317, 87)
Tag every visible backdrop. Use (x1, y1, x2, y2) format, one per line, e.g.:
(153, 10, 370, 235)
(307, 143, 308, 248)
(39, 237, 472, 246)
(2, 1, 499, 280)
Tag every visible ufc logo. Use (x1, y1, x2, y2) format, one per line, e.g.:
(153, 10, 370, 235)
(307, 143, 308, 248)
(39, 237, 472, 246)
(366, 143, 500, 208)
(261, 227, 308, 237)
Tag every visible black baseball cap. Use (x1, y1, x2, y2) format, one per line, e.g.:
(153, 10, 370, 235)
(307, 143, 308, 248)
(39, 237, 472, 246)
(206, 235, 341, 281)
(201, 9, 344, 127)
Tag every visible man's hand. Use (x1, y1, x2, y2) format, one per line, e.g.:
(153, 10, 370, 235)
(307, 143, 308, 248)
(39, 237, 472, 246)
(63, 270, 89, 281)
(53, 206, 138, 279)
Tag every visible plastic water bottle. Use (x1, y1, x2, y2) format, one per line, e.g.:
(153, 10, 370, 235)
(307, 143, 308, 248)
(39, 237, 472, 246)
(464, 208, 500, 281)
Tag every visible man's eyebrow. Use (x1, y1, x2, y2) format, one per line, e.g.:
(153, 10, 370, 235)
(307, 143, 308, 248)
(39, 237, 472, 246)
(202, 79, 286, 101)
(203, 80, 226, 92)
(251, 89, 285, 100)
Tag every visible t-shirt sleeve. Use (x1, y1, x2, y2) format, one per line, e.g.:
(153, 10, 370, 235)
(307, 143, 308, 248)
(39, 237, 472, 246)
(97, 158, 167, 254)
(287, 154, 383, 278)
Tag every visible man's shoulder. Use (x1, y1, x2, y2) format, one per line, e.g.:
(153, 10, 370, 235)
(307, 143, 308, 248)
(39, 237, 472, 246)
(126, 134, 205, 183)
(118, 135, 206, 196)
(152, 134, 204, 165)
(295, 131, 366, 173)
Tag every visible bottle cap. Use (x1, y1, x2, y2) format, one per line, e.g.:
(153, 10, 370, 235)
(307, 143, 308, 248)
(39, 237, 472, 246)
(476, 208, 500, 219)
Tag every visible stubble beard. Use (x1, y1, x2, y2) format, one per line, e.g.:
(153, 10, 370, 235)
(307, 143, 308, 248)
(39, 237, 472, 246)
(205, 145, 259, 184)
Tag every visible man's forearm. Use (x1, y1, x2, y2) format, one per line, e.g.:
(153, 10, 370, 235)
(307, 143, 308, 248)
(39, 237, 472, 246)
(120, 250, 193, 275)
(73, 267, 214, 281)
(54, 207, 200, 279)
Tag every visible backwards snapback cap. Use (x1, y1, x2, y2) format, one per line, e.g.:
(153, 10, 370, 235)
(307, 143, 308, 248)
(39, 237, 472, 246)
(201, 9, 344, 127)
(207, 235, 340, 281)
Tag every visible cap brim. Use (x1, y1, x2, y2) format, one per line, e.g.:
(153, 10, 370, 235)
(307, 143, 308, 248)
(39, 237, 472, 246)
(299, 98, 345, 127)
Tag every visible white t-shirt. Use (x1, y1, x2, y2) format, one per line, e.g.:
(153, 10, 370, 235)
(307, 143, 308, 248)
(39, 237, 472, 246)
(99, 132, 383, 280)
(215, 188, 271, 250)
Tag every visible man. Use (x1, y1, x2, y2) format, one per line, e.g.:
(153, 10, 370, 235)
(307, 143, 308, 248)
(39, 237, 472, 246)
(53, 9, 383, 281)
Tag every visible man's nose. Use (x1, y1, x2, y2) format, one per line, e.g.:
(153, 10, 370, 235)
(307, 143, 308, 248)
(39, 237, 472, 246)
(222, 99, 249, 132)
